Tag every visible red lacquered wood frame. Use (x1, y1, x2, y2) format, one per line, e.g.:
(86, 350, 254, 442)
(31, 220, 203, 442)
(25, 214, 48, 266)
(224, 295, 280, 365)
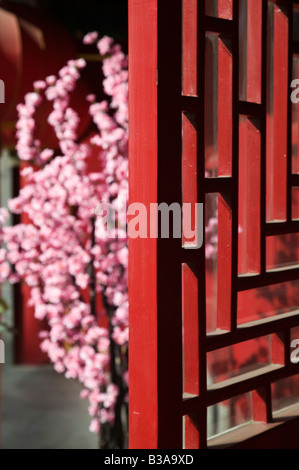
(129, 0, 299, 449)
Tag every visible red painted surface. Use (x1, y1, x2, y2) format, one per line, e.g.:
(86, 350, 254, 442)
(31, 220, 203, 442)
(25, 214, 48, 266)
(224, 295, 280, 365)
(182, 263, 200, 449)
(182, 112, 197, 246)
(252, 386, 271, 423)
(182, 0, 197, 97)
(0, 2, 90, 149)
(182, 263, 199, 396)
(217, 193, 232, 331)
(266, 2, 288, 222)
(129, 0, 183, 449)
(218, 37, 232, 177)
(246, 0, 262, 104)
(218, 0, 233, 20)
(128, 0, 158, 449)
(238, 117, 261, 275)
(129, 0, 299, 449)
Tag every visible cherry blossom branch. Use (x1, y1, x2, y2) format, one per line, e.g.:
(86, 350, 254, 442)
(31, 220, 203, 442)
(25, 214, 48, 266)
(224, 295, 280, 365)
(0, 34, 128, 446)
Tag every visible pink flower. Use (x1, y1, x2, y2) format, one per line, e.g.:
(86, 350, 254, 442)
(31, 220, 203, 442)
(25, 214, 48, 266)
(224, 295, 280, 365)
(35, 304, 47, 320)
(20, 166, 34, 178)
(89, 418, 100, 433)
(81, 315, 95, 329)
(44, 286, 62, 304)
(8, 197, 23, 214)
(83, 31, 98, 45)
(50, 324, 66, 343)
(80, 389, 90, 399)
(40, 149, 54, 162)
(80, 345, 95, 362)
(0, 208, 9, 225)
(33, 80, 46, 90)
(0, 262, 10, 281)
(46, 75, 56, 85)
(97, 36, 113, 55)
(86, 94, 96, 103)
(54, 361, 65, 373)
(25, 92, 42, 107)
(75, 58, 86, 69)
(99, 408, 114, 424)
(205, 244, 217, 260)
(123, 371, 129, 385)
(112, 326, 128, 346)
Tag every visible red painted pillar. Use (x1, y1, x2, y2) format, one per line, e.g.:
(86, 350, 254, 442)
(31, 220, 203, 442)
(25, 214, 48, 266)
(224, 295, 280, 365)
(129, 0, 183, 449)
(15, 283, 48, 364)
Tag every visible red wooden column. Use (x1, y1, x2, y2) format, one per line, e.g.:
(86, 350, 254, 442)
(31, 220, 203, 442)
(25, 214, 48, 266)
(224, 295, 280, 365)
(13, 170, 48, 364)
(129, 0, 183, 449)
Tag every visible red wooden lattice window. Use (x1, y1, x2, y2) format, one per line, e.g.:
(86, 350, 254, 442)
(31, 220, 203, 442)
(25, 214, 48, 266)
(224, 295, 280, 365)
(129, 0, 299, 448)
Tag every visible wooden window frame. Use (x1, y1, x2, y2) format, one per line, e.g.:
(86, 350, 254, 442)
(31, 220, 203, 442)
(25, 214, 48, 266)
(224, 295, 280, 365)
(128, 0, 299, 449)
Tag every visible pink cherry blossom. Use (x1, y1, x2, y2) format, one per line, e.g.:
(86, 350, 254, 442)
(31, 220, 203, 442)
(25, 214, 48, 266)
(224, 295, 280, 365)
(89, 418, 100, 433)
(0, 35, 129, 445)
(83, 31, 99, 45)
(97, 36, 113, 55)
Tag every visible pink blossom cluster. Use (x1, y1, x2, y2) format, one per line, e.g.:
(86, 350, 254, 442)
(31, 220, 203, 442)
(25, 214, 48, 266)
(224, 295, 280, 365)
(205, 213, 218, 261)
(0, 35, 128, 435)
(205, 172, 218, 261)
(87, 35, 128, 347)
